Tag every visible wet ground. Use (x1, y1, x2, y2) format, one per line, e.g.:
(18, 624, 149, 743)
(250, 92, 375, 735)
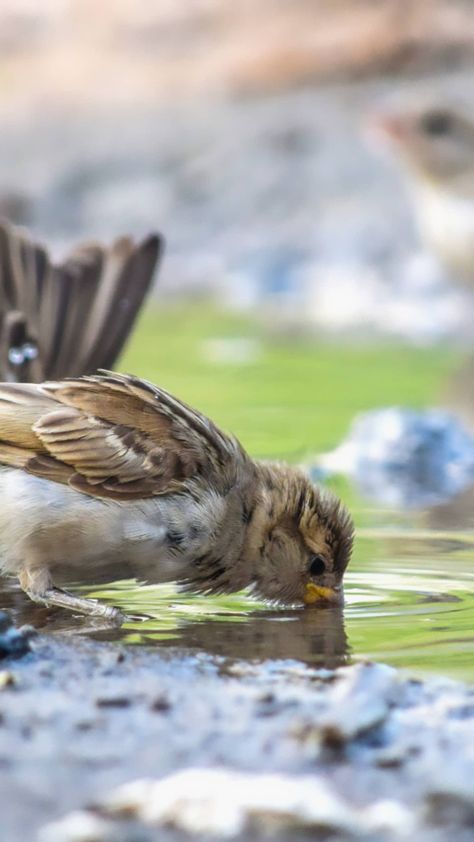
(2, 628, 474, 842)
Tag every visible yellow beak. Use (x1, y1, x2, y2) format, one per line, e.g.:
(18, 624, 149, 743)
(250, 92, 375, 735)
(303, 583, 340, 606)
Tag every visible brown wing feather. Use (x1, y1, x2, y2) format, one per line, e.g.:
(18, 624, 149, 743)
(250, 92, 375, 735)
(0, 443, 37, 469)
(34, 408, 180, 487)
(0, 383, 58, 448)
(45, 372, 235, 461)
(0, 374, 245, 501)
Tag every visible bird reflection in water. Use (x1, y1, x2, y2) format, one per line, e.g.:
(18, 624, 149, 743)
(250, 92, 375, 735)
(0, 576, 349, 670)
(156, 605, 349, 670)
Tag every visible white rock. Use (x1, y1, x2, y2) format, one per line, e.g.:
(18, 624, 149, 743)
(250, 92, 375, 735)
(101, 768, 371, 837)
(39, 810, 111, 842)
(319, 662, 400, 741)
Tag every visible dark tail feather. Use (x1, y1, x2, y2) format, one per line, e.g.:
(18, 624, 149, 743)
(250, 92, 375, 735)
(73, 233, 162, 375)
(0, 220, 162, 382)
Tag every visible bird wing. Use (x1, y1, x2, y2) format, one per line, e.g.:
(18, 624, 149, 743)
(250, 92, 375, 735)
(0, 220, 162, 382)
(0, 374, 245, 500)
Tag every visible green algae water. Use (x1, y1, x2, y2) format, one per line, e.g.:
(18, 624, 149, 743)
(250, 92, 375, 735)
(1, 304, 474, 681)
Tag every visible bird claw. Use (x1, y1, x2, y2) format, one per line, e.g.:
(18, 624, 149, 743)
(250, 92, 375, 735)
(27, 587, 124, 624)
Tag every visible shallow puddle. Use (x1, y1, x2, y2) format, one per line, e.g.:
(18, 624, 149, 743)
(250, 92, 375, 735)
(2, 491, 474, 681)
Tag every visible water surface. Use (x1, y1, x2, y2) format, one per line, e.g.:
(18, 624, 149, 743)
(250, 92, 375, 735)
(2, 490, 474, 681)
(1, 308, 472, 679)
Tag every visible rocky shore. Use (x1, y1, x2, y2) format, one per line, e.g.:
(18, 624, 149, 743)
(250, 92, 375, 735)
(1, 615, 474, 841)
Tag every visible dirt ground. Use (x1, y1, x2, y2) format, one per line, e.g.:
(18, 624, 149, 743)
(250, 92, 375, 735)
(0, 622, 474, 841)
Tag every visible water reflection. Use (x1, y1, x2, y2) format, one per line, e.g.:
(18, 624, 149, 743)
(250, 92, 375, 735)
(147, 606, 349, 669)
(0, 577, 349, 670)
(2, 504, 474, 680)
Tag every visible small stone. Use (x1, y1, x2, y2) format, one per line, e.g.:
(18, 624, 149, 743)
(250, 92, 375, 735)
(0, 671, 15, 689)
(0, 613, 11, 633)
(96, 697, 132, 709)
(98, 769, 375, 836)
(150, 695, 171, 713)
(0, 614, 33, 659)
(318, 662, 400, 745)
(39, 810, 112, 842)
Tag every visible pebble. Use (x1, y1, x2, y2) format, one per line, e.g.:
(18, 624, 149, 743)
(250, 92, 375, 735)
(0, 611, 34, 659)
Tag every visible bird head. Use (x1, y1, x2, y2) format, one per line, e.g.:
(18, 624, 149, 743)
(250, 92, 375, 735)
(370, 102, 474, 191)
(246, 465, 354, 606)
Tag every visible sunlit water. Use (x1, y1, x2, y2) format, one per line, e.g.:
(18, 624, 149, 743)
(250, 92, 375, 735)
(2, 492, 474, 681)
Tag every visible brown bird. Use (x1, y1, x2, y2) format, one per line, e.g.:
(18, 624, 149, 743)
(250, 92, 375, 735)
(372, 102, 474, 285)
(0, 372, 354, 621)
(0, 220, 162, 382)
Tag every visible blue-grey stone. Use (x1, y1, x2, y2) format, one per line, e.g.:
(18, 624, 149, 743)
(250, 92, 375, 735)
(315, 408, 474, 508)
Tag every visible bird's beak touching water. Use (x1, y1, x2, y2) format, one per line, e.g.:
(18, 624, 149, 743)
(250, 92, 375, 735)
(303, 583, 342, 606)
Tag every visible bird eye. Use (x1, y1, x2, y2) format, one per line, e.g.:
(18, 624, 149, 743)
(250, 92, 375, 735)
(420, 110, 452, 137)
(309, 555, 326, 577)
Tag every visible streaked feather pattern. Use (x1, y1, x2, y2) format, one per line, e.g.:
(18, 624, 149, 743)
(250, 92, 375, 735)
(0, 373, 246, 500)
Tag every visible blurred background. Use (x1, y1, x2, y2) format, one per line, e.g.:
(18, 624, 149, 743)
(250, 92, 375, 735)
(2, 1, 474, 498)
(3, 0, 474, 674)
(2, 0, 474, 341)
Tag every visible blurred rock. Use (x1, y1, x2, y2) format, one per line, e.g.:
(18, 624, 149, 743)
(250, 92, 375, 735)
(39, 812, 112, 842)
(0, 610, 33, 659)
(86, 768, 413, 839)
(0, 637, 473, 840)
(299, 253, 467, 342)
(317, 661, 400, 745)
(315, 407, 474, 508)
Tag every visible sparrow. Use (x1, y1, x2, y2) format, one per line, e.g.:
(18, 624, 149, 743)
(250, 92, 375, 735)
(0, 220, 162, 382)
(371, 102, 474, 284)
(0, 372, 354, 621)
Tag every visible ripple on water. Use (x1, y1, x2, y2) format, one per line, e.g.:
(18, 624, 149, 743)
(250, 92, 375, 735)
(1, 513, 474, 681)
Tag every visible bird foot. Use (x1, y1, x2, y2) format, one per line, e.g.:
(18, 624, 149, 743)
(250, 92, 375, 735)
(26, 587, 124, 624)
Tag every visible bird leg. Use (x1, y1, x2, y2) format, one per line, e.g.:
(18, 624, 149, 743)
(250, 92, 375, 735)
(33, 587, 124, 623)
(19, 568, 124, 623)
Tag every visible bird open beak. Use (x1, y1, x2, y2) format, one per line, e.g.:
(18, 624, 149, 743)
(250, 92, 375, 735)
(303, 583, 340, 606)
